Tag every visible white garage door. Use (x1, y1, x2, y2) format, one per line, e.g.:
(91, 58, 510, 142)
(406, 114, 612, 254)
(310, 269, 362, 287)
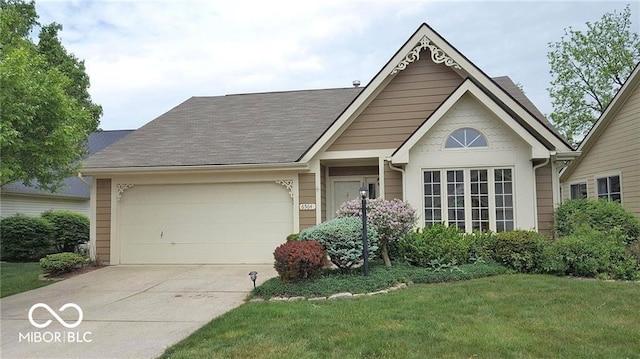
(117, 182, 293, 264)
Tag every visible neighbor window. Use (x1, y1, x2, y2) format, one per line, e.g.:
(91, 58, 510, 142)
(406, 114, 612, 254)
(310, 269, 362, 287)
(597, 175, 621, 202)
(445, 128, 487, 148)
(423, 168, 514, 232)
(570, 182, 587, 199)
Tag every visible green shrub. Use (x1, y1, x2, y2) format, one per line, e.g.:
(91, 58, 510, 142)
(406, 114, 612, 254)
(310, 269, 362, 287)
(273, 241, 326, 283)
(554, 199, 640, 243)
(299, 217, 378, 270)
(544, 228, 638, 280)
(489, 230, 549, 273)
(40, 252, 85, 275)
(626, 240, 640, 265)
(0, 215, 54, 261)
(399, 224, 470, 267)
(41, 210, 90, 252)
(336, 198, 417, 265)
(286, 233, 300, 242)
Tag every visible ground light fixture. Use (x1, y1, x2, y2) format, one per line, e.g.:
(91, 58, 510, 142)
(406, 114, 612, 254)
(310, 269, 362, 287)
(249, 271, 258, 289)
(359, 186, 369, 276)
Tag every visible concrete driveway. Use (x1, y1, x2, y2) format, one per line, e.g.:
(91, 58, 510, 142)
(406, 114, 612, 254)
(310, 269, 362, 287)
(1, 265, 276, 359)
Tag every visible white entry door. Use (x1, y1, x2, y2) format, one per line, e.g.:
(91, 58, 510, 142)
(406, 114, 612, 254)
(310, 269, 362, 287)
(329, 176, 378, 219)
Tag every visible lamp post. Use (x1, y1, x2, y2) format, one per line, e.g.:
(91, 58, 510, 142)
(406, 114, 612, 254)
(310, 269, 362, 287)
(359, 186, 369, 276)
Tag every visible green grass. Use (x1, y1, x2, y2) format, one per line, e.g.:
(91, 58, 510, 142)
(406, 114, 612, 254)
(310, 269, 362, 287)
(252, 261, 509, 299)
(0, 262, 52, 298)
(160, 274, 640, 359)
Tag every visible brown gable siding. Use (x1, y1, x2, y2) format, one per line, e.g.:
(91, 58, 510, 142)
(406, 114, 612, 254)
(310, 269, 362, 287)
(535, 163, 554, 237)
(95, 179, 111, 264)
(327, 57, 464, 152)
(563, 83, 640, 217)
(384, 162, 403, 200)
(298, 173, 316, 231)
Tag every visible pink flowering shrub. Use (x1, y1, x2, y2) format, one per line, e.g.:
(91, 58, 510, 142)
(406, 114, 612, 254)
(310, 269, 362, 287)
(336, 198, 417, 266)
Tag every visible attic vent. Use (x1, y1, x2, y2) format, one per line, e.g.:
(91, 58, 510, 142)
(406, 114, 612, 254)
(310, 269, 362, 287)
(352, 80, 361, 87)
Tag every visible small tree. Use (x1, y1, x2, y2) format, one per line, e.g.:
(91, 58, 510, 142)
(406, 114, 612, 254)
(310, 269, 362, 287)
(336, 198, 417, 267)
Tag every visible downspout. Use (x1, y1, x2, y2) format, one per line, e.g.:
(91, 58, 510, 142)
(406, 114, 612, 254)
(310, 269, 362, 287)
(532, 158, 550, 233)
(385, 158, 406, 200)
(77, 172, 91, 188)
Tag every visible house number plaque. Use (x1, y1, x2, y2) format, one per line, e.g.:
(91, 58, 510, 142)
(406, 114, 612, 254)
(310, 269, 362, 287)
(299, 204, 316, 210)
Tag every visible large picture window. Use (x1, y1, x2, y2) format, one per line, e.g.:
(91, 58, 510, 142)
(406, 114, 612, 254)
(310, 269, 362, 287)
(423, 168, 514, 232)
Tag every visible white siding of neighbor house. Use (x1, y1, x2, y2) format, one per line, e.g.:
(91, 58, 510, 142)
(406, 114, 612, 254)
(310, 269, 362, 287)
(561, 81, 640, 217)
(404, 93, 538, 231)
(0, 194, 89, 218)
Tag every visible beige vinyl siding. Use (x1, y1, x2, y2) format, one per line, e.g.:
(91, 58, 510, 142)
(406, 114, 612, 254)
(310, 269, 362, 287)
(328, 166, 378, 176)
(0, 194, 88, 218)
(96, 179, 111, 264)
(298, 173, 316, 231)
(384, 162, 403, 200)
(320, 165, 327, 222)
(535, 163, 554, 237)
(327, 57, 464, 151)
(563, 82, 640, 217)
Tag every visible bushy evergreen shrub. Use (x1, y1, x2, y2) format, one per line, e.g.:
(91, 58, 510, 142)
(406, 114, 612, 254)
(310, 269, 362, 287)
(41, 210, 90, 252)
(398, 223, 487, 268)
(543, 227, 638, 280)
(489, 230, 549, 273)
(40, 252, 85, 274)
(299, 217, 378, 269)
(273, 241, 326, 283)
(336, 198, 417, 265)
(554, 199, 640, 243)
(0, 215, 54, 261)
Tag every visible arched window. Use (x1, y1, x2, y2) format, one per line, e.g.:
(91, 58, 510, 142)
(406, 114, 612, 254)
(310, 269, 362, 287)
(445, 128, 487, 148)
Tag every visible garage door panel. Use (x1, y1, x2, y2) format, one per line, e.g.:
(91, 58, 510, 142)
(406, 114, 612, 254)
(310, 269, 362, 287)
(118, 182, 293, 264)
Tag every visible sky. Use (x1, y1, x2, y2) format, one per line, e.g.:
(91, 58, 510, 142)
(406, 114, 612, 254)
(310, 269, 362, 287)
(34, 0, 639, 131)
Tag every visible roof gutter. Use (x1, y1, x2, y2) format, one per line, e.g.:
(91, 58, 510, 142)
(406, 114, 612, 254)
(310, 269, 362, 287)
(80, 162, 310, 175)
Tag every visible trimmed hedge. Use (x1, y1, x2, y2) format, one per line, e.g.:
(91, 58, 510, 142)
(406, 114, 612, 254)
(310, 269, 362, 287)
(41, 210, 90, 252)
(40, 252, 85, 274)
(489, 230, 550, 273)
(0, 215, 54, 261)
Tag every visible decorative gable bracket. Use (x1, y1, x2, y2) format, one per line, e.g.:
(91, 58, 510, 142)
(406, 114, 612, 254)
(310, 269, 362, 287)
(391, 35, 461, 74)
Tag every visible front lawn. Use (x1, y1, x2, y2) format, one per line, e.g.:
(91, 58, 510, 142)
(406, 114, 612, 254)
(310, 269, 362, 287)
(160, 274, 640, 359)
(0, 262, 52, 298)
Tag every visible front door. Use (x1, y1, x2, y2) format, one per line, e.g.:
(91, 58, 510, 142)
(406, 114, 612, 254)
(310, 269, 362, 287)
(329, 176, 378, 219)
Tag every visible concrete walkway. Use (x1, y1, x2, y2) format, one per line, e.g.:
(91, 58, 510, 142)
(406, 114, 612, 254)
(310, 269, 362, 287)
(1, 265, 276, 359)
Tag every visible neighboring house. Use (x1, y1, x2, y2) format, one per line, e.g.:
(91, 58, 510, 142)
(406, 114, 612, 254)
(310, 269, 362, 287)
(82, 23, 576, 265)
(560, 62, 640, 218)
(1, 130, 133, 218)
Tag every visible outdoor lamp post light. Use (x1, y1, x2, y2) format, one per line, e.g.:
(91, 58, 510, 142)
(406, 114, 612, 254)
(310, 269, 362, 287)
(359, 186, 369, 276)
(249, 271, 258, 289)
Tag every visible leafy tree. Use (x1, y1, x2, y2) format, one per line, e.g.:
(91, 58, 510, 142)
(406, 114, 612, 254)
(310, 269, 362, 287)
(0, 0, 102, 191)
(547, 4, 640, 143)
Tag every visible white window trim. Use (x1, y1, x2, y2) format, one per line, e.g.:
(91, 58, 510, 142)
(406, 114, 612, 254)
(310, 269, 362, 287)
(422, 166, 516, 232)
(568, 180, 588, 200)
(594, 171, 623, 202)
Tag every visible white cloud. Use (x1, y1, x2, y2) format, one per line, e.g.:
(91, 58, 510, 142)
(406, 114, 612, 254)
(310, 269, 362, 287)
(34, 0, 638, 129)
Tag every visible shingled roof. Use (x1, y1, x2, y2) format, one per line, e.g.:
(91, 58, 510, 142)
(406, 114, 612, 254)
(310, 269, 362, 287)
(84, 77, 560, 169)
(83, 88, 362, 169)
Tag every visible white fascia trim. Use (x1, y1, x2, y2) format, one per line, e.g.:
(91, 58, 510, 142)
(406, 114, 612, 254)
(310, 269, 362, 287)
(80, 162, 309, 175)
(318, 149, 395, 160)
(300, 27, 451, 163)
(391, 80, 550, 164)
